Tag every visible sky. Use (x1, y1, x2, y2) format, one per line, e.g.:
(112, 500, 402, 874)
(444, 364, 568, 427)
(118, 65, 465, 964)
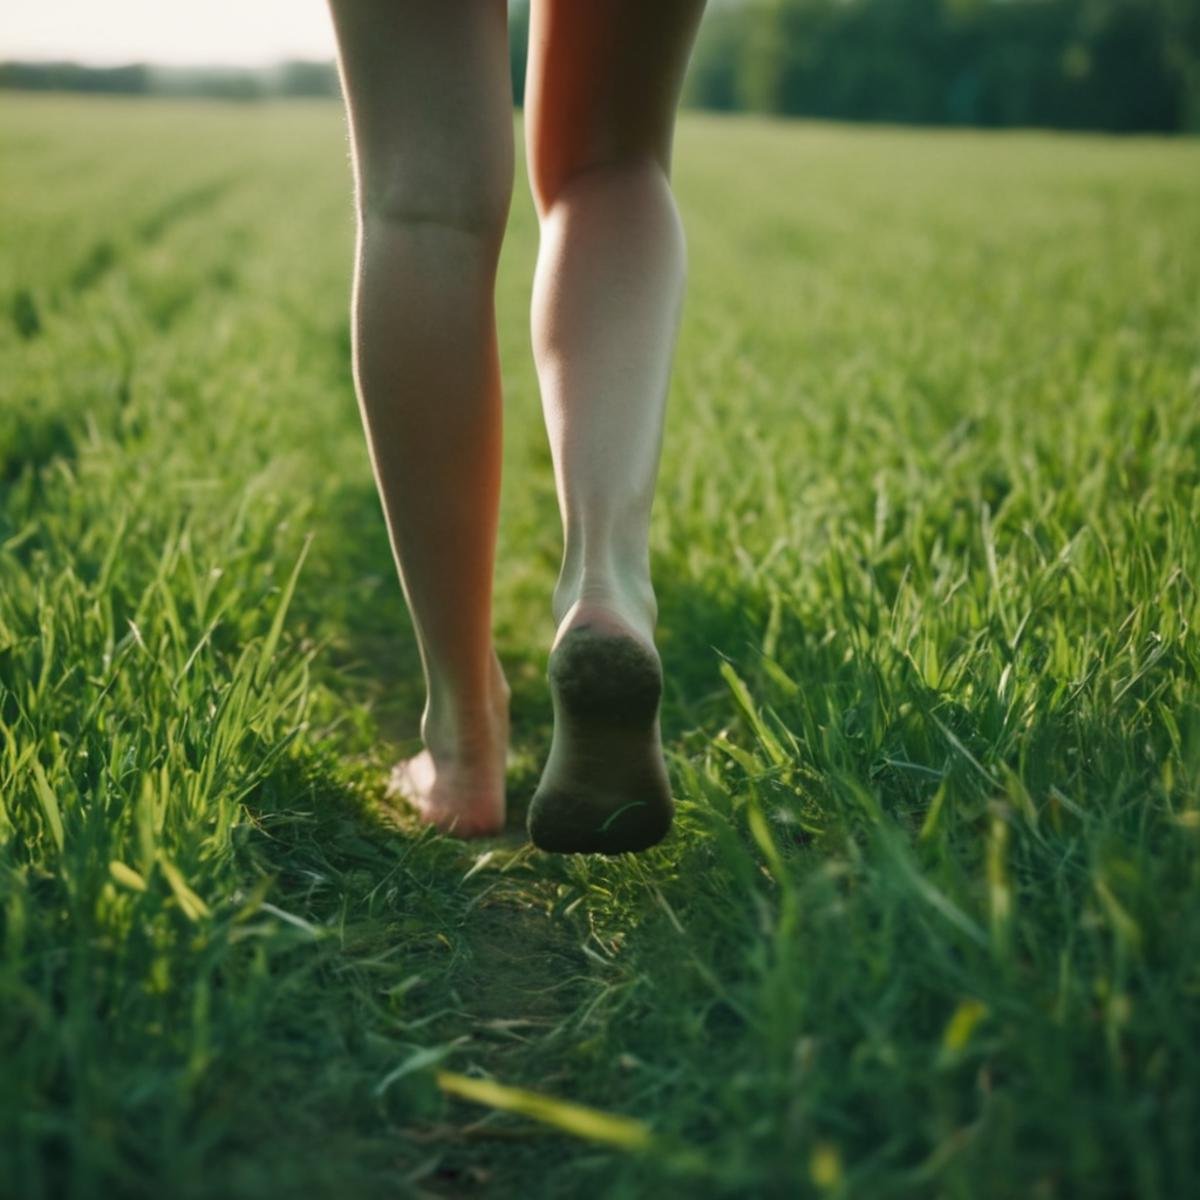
(0, 0, 337, 67)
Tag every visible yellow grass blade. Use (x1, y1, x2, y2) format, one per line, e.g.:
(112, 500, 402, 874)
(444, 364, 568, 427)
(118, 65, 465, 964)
(436, 1072, 653, 1152)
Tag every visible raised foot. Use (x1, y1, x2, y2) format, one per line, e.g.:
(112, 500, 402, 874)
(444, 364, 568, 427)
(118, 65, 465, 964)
(528, 624, 672, 855)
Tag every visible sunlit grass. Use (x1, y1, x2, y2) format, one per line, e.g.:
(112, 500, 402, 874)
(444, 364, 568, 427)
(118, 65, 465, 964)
(2, 95, 1199, 1197)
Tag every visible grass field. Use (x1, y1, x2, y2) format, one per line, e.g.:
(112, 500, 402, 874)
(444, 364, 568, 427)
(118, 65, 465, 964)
(2, 94, 1199, 1198)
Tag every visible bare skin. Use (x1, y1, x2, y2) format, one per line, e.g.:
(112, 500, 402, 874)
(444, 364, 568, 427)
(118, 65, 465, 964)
(328, 0, 512, 836)
(328, 0, 703, 850)
(524, 1, 704, 851)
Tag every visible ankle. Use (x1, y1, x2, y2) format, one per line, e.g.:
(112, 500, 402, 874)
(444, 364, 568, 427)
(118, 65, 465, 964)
(422, 704, 506, 764)
(422, 657, 510, 764)
(552, 570, 657, 647)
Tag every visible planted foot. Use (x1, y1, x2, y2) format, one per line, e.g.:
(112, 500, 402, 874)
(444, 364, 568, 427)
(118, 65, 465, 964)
(528, 603, 672, 855)
(386, 665, 509, 839)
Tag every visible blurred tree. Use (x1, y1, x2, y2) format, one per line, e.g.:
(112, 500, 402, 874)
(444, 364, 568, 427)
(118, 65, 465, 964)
(1153, 0, 1200, 129)
(510, 0, 531, 107)
(0, 0, 1193, 131)
(276, 60, 339, 99)
(683, 0, 1196, 132)
(0, 61, 150, 94)
(737, 0, 791, 112)
(684, 2, 744, 110)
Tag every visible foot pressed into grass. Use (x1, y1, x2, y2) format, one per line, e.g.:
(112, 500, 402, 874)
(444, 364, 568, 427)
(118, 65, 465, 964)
(528, 615, 673, 855)
(386, 749, 506, 839)
(386, 663, 510, 840)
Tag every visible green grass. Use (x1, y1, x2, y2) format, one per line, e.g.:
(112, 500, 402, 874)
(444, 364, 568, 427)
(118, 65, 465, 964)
(2, 94, 1199, 1199)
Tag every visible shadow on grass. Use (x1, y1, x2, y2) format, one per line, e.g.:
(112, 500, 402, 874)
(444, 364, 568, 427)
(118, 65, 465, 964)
(298, 465, 788, 833)
(230, 741, 598, 1187)
(655, 571, 773, 741)
(241, 745, 590, 1038)
(298, 474, 555, 824)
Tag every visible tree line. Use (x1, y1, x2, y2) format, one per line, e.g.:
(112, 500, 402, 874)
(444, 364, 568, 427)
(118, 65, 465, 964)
(0, 60, 339, 102)
(681, 0, 1199, 132)
(4, 0, 1197, 132)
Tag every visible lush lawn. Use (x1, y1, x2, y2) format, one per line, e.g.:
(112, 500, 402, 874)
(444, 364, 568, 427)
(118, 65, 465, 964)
(2, 94, 1199, 1198)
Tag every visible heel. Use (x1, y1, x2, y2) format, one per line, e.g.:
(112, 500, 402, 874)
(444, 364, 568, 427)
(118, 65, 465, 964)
(548, 627, 662, 726)
(528, 628, 672, 855)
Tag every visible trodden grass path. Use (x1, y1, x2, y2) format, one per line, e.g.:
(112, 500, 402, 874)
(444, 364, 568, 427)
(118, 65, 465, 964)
(2, 95, 1200, 1198)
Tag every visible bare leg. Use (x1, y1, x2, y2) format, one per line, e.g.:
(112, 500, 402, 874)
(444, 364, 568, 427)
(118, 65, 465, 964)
(329, 0, 513, 837)
(524, 0, 705, 853)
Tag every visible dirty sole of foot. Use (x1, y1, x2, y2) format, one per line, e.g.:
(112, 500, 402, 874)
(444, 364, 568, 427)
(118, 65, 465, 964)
(528, 626, 673, 854)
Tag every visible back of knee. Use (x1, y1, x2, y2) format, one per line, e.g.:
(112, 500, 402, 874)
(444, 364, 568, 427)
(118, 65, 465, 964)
(358, 157, 512, 250)
(530, 153, 670, 222)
